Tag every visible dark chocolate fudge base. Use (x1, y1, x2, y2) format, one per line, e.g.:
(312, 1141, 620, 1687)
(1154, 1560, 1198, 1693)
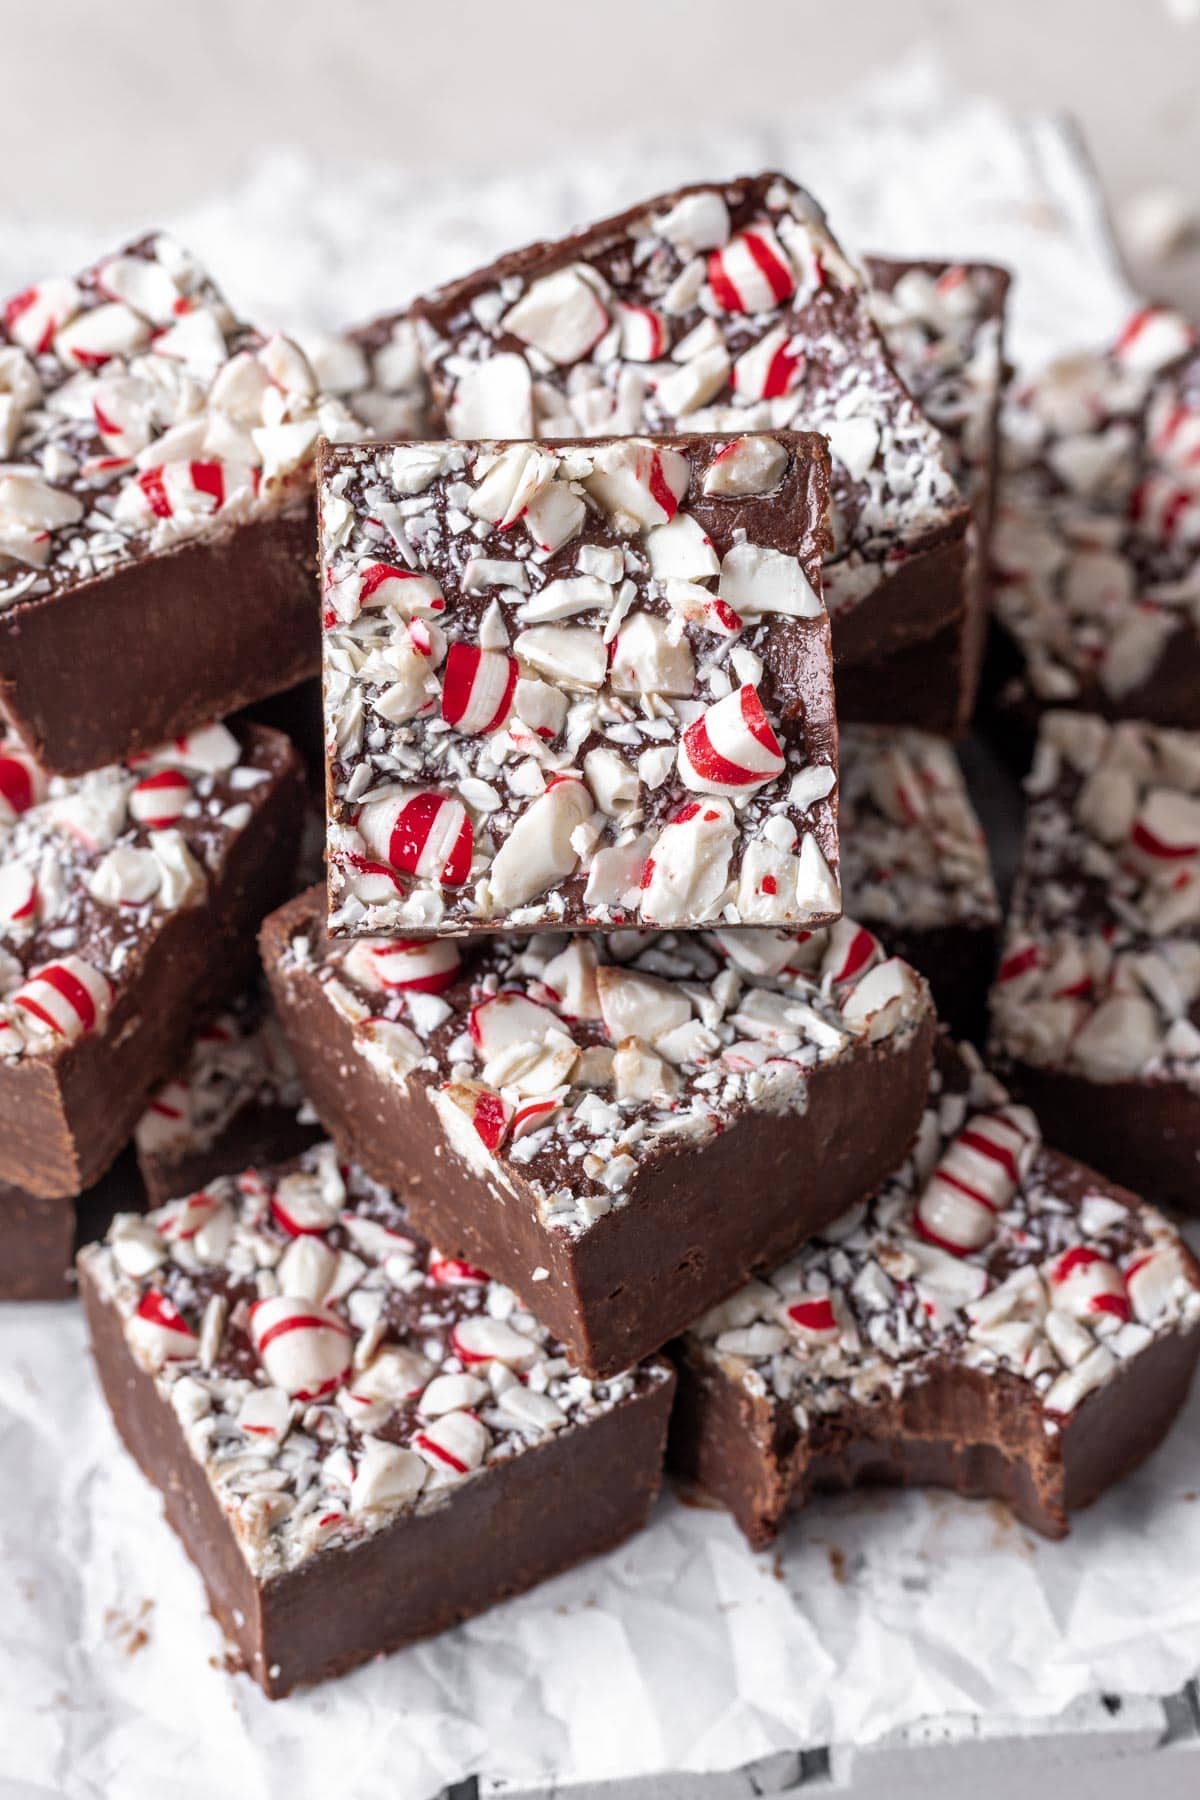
(996, 1059, 1200, 1218)
(836, 599, 974, 736)
(879, 921, 999, 1045)
(0, 730, 306, 1199)
(668, 1323, 1200, 1546)
(262, 897, 936, 1380)
(2, 1150, 140, 1301)
(0, 512, 318, 777)
(81, 1269, 674, 1697)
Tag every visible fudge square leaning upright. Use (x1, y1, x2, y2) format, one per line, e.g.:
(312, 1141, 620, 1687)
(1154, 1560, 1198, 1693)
(321, 431, 840, 937)
(0, 233, 356, 773)
(410, 174, 973, 731)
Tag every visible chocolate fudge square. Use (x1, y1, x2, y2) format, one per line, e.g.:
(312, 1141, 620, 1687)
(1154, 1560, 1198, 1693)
(989, 710, 1200, 1214)
(0, 720, 304, 1198)
(671, 1038, 1200, 1546)
(0, 233, 357, 773)
(321, 430, 840, 936)
(136, 989, 322, 1209)
(839, 725, 1001, 1039)
(79, 1144, 674, 1697)
(989, 306, 1200, 753)
(410, 173, 971, 730)
(263, 888, 935, 1379)
(865, 257, 1011, 726)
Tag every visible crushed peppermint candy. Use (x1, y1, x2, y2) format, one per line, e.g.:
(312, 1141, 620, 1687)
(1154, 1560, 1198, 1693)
(0, 233, 359, 608)
(839, 726, 1000, 935)
(410, 175, 967, 624)
(80, 1142, 669, 1579)
(0, 721, 286, 1064)
(990, 710, 1200, 1085)
(321, 432, 840, 934)
(685, 1039, 1200, 1431)
(991, 308, 1200, 718)
(291, 311, 434, 443)
(281, 903, 931, 1238)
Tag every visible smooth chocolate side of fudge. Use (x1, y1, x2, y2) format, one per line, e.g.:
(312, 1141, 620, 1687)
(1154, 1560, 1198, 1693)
(838, 726, 1001, 1039)
(0, 511, 319, 777)
(989, 711, 1200, 1214)
(0, 233, 355, 773)
(669, 1042, 1200, 1546)
(79, 1149, 674, 1697)
(321, 431, 840, 936)
(262, 891, 936, 1379)
(1, 1149, 141, 1301)
(0, 724, 305, 1198)
(409, 172, 971, 724)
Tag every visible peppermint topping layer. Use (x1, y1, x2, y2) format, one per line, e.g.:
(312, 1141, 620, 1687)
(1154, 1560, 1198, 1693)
(137, 992, 306, 1161)
(412, 174, 965, 618)
(284, 906, 930, 1237)
(839, 726, 1000, 934)
(0, 233, 357, 607)
(992, 307, 1200, 710)
(867, 259, 1009, 514)
(0, 722, 284, 1064)
(293, 313, 434, 442)
(687, 1043, 1200, 1432)
(991, 710, 1200, 1085)
(82, 1144, 665, 1579)
(321, 433, 839, 934)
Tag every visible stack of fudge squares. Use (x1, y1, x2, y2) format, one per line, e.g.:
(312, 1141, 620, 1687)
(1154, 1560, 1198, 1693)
(3, 174, 1200, 1702)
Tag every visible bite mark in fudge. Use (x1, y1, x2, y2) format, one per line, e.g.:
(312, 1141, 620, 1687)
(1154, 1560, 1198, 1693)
(262, 888, 935, 1378)
(137, 990, 322, 1208)
(0, 234, 358, 772)
(78, 1143, 674, 1697)
(989, 710, 1200, 1211)
(670, 1039, 1200, 1546)
(321, 431, 839, 935)
(867, 258, 1012, 724)
(839, 726, 1001, 1039)
(410, 174, 971, 723)
(989, 306, 1200, 745)
(0, 720, 305, 1198)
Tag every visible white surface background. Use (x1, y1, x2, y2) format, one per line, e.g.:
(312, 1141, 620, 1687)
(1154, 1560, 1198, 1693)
(2, 9, 1200, 1800)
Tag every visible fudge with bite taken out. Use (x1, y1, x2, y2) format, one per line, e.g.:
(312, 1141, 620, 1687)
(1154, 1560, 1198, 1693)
(0, 720, 304, 1199)
(410, 174, 971, 731)
(670, 1038, 1200, 1545)
(79, 1143, 675, 1697)
(839, 725, 1001, 1039)
(321, 430, 840, 937)
(0, 233, 356, 773)
(989, 306, 1200, 754)
(262, 886, 935, 1378)
(989, 710, 1200, 1213)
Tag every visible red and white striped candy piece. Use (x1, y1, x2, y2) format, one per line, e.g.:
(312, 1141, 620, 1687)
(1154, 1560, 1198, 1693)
(129, 1290, 198, 1369)
(135, 459, 231, 521)
(1112, 306, 1197, 374)
(440, 642, 518, 735)
(357, 563, 446, 617)
(441, 1078, 513, 1153)
(1048, 1245, 1131, 1323)
(358, 792, 473, 888)
(869, 745, 930, 826)
(414, 1409, 489, 1475)
(344, 936, 461, 996)
(639, 799, 736, 926)
(1124, 1243, 1187, 1322)
(915, 1105, 1039, 1255)
(583, 440, 690, 528)
(731, 326, 802, 401)
(618, 303, 667, 362)
(148, 721, 240, 776)
(3, 278, 81, 356)
(270, 1170, 344, 1238)
(129, 767, 191, 829)
(55, 301, 150, 370)
(994, 938, 1042, 991)
(136, 1077, 190, 1151)
(678, 684, 785, 796)
(511, 1095, 564, 1139)
(708, 222, 796, 315)
(469, 990, 559, 1059)
(95, 253, 182, 324)
(1128, 788, 1200, 879)
(785, 1295, 839, 1344)
(0, 742, 46, 822)
(451, 1316, 537, 1368)
(428, 1255, 490, 1286)
(820, 918, 882, 987)
(11, 957, 112, 1045)
(249, 1295, 352, 1400)
(0, 863, 38, 929)
(702, 435, 790, 499)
